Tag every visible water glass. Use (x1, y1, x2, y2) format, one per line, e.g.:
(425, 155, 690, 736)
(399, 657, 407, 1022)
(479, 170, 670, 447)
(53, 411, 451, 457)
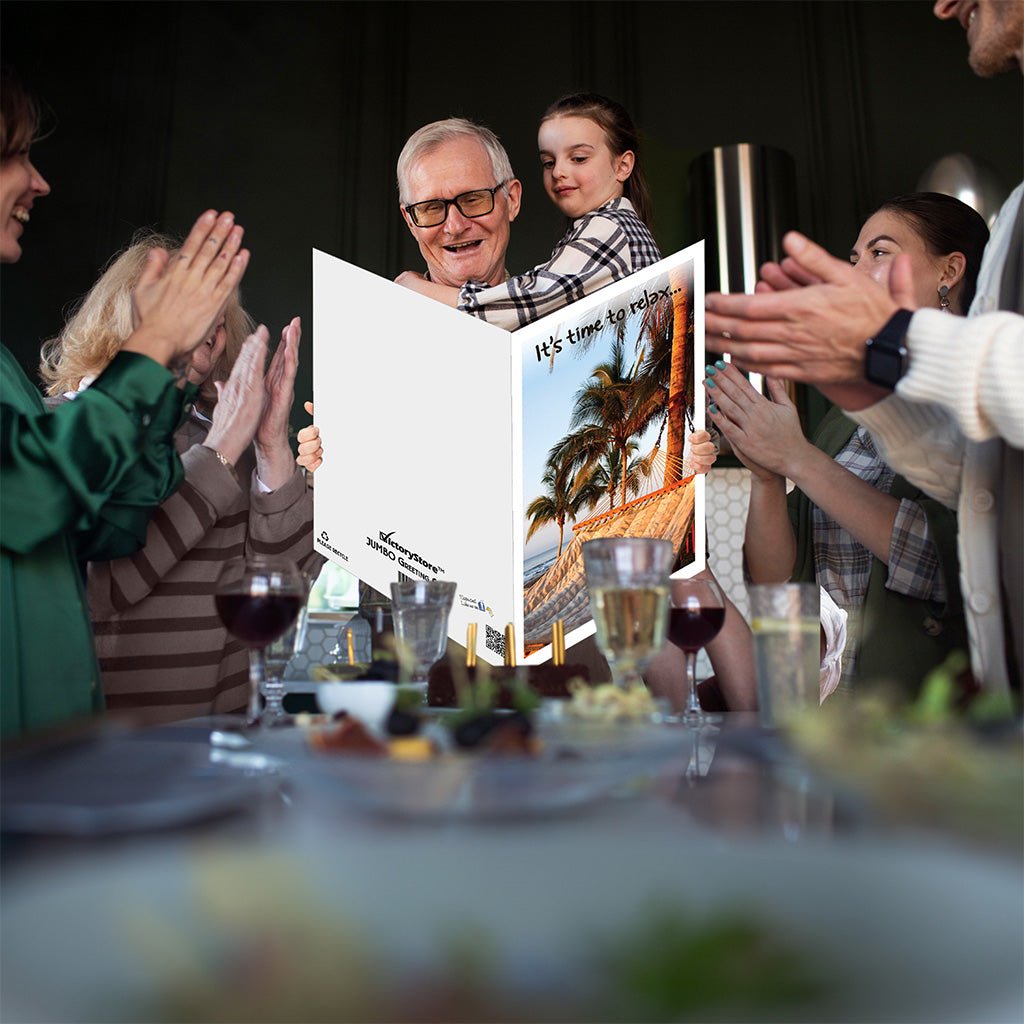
(748, 583, 819, 727)
(261, 604, 309, 726)
(389, 580, 457, 686)
(582, 537, 673, 690)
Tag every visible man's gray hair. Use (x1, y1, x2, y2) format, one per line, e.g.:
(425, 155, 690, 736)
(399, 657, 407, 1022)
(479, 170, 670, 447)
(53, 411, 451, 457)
(397, 117, 515, 204)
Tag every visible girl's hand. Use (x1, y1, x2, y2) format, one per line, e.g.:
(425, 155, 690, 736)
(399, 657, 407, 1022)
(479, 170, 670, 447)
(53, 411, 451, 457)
(296, 400, 323, 473)
(705, 363, 811, 480)
(686, 429, 718, 474)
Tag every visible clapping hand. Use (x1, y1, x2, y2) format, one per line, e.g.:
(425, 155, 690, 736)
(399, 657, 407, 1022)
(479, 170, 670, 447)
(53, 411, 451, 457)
(127, 210, 249, 369)
(203, 326, 270, 467)
(704, 363, 810, 480)
(705, 230, 916, 389)
(253, 316, 302, 491)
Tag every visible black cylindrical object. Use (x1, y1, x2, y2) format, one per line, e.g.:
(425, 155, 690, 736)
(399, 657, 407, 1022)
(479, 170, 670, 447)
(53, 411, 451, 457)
(688, 144, 798, 295)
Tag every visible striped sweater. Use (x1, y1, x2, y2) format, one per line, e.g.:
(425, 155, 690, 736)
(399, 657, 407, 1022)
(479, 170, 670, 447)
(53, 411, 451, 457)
(86, 408, 321, 724)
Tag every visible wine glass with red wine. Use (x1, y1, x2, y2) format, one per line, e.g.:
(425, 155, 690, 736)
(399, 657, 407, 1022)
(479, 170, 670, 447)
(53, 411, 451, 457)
(214, 556, 306, 726)
(668, 577, 726, 719)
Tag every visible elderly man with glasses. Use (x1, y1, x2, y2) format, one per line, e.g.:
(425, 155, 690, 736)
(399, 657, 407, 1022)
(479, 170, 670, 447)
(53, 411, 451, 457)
(393, 116, 661, 330)
(394, 119, 523, 304)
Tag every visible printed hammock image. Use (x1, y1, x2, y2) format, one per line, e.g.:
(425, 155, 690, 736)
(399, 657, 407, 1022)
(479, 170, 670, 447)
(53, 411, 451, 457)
(521, 262, 699, 653)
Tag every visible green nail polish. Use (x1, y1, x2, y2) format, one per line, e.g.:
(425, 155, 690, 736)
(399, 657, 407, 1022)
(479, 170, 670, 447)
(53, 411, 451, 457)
(709, 403, 718, 414)
(705, 378, 716, 389)
(715, 359, 727, 370)
(704, 364, 717, 376)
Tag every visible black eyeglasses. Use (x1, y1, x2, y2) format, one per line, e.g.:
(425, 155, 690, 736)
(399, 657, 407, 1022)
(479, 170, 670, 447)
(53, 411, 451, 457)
(404, 183, 507, 228)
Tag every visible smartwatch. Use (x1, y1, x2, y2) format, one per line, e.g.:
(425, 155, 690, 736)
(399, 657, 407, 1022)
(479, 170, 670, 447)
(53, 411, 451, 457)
(864, 309, 914, 389)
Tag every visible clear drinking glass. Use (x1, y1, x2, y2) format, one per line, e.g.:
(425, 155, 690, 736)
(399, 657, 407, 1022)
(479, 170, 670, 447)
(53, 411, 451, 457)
(582, 537, 673, 690)
(261, 602, 310, 727)
(667, 576, 726, 720)
(389, 580, 457, 688)
(214, 556, 306, 727)
(748, 582, 820, 727)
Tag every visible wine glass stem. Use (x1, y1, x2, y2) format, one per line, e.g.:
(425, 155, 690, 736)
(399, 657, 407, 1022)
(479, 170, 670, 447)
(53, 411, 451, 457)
(263, 675, 285, 720)
(247, 648, 266, 726)
(684, 650, 701, 717)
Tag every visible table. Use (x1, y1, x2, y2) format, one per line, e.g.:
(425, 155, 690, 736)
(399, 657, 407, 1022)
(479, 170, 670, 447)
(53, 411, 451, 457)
(2, 713, 1021, 1023)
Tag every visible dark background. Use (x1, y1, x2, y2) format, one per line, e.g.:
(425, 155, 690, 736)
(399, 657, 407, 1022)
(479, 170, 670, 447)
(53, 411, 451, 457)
(2, 0, 1021, 422)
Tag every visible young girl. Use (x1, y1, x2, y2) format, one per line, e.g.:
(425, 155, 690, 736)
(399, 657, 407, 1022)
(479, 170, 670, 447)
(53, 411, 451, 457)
(398, 92, 662, 332)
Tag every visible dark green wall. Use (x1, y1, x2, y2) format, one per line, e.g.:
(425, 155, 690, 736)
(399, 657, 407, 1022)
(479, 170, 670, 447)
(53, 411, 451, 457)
(2, 0, 1021, 420)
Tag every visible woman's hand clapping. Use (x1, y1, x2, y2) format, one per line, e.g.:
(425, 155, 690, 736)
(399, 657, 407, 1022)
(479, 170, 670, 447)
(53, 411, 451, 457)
(202, 326, 270, 467)
(252, 317, 302, 491)
(704, 363, 811, 480)
(126, 210, 249, 369)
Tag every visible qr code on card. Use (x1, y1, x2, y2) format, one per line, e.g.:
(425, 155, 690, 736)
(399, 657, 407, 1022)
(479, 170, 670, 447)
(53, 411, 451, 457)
(484, 623, 505, 660)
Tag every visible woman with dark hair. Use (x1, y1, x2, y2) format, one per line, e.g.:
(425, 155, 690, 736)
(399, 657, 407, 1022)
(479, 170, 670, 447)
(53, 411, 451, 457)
(706, 192, 989, 696)
(0, 68, 251, 738)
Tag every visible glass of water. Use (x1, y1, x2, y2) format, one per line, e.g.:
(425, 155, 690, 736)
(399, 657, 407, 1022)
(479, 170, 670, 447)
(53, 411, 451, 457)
(748, 582, 820, 727)
(582, 537, 673, 690)
(389, 580, 457, 688)
(261, 601, 310, 727)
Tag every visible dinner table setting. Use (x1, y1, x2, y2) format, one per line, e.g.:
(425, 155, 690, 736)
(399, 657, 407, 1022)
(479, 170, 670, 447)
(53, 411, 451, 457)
(2, 544, 1022, 1024)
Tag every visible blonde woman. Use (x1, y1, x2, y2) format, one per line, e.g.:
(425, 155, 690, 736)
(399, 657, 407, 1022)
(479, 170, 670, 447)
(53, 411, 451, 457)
(41, 235, 321, 725)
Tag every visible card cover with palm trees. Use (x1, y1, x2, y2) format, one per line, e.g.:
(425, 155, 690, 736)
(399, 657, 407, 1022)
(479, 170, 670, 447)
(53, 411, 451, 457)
(311, 241, 705, 666)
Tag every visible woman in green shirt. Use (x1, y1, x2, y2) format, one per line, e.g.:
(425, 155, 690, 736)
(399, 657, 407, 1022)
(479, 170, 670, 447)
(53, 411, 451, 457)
(1, 69, 252, 739)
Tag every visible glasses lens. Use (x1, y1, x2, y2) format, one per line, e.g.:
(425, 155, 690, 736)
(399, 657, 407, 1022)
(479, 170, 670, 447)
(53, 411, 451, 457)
(409, 200, 447, 227)
(455, 189, 496, 218)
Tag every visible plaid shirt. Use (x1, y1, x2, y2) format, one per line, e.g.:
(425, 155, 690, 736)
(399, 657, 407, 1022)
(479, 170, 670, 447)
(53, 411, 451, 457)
(814, 426, 946, 682)
(458, 197, 661, 331)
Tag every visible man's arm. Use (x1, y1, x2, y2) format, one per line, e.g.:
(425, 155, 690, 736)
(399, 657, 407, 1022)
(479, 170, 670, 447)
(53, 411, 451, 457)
(706, 230, 1024, 447)
(705, 231, 901, 387)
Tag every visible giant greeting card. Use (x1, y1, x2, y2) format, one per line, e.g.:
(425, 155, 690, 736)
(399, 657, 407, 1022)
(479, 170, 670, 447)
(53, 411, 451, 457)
(313, 241, 705, 666)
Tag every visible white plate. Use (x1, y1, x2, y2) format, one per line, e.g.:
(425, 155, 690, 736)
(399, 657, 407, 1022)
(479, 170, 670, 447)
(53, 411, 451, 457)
(2, 826, 1020, 1022)
(254, 716, 693, 821)
(0, 735, 264, 836)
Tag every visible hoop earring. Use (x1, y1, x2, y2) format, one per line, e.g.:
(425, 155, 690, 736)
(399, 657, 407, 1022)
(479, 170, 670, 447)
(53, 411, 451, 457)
(938, 284, 950, 312)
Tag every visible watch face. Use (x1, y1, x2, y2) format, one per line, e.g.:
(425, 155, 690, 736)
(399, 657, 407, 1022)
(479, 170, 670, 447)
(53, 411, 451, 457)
(868, 346, 903, 386)
(865, 309, 913, 389)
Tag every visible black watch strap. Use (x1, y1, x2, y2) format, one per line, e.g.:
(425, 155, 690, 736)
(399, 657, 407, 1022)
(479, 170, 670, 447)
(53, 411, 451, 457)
(864, 308, 914, 389)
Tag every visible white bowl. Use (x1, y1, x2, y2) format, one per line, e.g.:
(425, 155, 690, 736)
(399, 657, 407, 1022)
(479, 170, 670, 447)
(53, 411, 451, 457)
(315, 682, 396, 731)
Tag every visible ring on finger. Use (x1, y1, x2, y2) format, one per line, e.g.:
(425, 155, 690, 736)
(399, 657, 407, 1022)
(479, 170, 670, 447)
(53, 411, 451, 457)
(722, 330, 733, 340)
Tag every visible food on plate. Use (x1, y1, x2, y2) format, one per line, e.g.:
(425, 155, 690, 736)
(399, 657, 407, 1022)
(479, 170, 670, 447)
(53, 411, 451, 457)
(385, 686, 427, 736)
(564, 680, 660, 722)
(308, 716, 388, 757)
(386, 736, 436, 761)
(787, 656, 1022, 847)
(130, 853, 830, 1023)
(427, 659, 589, 706)
(452, 709, 537, 755)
